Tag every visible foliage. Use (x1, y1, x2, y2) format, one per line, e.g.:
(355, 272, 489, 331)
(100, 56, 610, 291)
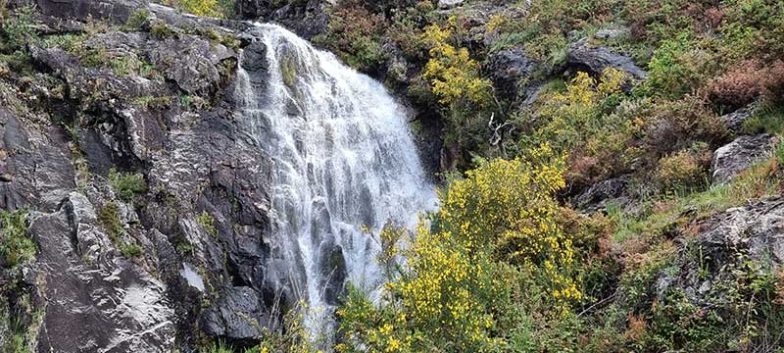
(654, 144, 710, 192)
(0, 5, 37, 53)
(313, 0, 387, 71)
(109, 168, 148, 202)
(98, 201, 124, 243)
(643, 32, 710, 99)
(163, 0, 232, 18)
(0, 210, 35, 269)
(421, 23, 491, 108)
(337, 145, 585, 352)
(196, 212, 218, 237)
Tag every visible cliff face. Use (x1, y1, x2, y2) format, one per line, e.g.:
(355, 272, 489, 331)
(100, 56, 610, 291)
(1, 1, 291, 351)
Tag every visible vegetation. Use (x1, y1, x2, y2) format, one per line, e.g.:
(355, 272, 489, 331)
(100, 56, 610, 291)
(255, 0, 784, 352)
(0, 210, 35, 269)
(108, 168, 148, 202)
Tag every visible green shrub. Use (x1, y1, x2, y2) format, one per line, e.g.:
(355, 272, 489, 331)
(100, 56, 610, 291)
(150, 21, 176, 40)
(109, 168, 147, 202)
(196, 212, 217, 237)
(0, 210, 35, 268)
(98, 201, 124, 242)
(644, 33, 711, 99)
(654, 145, 710, 192)
(125, 9, 151, 31)
(312, 0, 387, 71)
(119, 243, 142, 258)
(0, 5, 37, 53)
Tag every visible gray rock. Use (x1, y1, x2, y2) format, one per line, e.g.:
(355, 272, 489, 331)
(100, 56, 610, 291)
(711, 134, 778, 184)
(488, 47, 538, 101)
(658, 198, 784, 300)
(573, 174, 632, 211)
(438, 0, 465, 9)
(29, 194, 175, 353)
(36, 0, 147, 24)
(719, 105, 755, 133)
(201, 286, 271, 343)
(595, 28, 630, 40)
(567, 39, 647, 80)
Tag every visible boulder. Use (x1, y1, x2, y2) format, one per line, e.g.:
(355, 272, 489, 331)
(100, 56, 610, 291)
(201, 286, 272, 344)
(719, 105, 754, 133)
(567, 39, 647, 80)
(438, 0, 465, 9)
(711, 134, 778, 184)
(572, 174, 632, 211)
(657, 197, 784, 300)
(488, 47, 538, 101)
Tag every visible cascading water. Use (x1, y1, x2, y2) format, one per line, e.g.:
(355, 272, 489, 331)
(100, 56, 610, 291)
(235, 24, 437, 343)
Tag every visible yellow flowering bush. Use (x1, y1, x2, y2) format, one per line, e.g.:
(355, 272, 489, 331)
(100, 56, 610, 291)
(337, 145, 581, 352)
(421, 23, 492, 108)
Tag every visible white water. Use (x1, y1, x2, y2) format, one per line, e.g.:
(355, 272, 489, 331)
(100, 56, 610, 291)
(235, 24, 436, 342)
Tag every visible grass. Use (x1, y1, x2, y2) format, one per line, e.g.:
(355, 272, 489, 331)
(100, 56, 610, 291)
(609, 156, 781, 243)
(0, 210, 35, 268)
(742, 105, 784, 135)
(196, 212, 218, 237)
(109, 168, 147, 202)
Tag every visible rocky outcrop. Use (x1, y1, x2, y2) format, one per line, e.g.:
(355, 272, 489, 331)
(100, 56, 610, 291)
(488, 47, 538, 102)
(35, 0, 147, 24)
(657, 197, 784, 299)
(719, 105, 754, 133)
(29, 193, 175, 353)
(0, 3, 295, 352)
(567, 39, 647, 80)
(235, 0, 329, 39)
(572, 174, 632, 211)
(711, 134, 778, 184)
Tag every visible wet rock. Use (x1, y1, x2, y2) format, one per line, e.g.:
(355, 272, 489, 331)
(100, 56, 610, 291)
(567, 39, 647, 80)
(236, 0, 329, 39)
(711, 134, 778, 184)
(201, 286, 271, 344)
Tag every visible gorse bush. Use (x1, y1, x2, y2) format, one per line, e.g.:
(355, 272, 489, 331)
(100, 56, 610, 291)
(163, 0, 233, 18)
(337, 145, 584, 352)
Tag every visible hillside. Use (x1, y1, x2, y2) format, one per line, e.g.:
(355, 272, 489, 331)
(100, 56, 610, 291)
(1, 0, 784, 352)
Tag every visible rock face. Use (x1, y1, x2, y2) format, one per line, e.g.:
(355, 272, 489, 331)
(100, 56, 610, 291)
(488, 47, 538, 102)
(29, 193, 175, 353)
(711, 134, 778, 184)
(657, 197, 784, 300)
(572, 174, 632, 211)
(35, 0, 147, 24)
(567, 39, 647, 80)
(235, 0, 329, 38)
(0, 3, 290, 352)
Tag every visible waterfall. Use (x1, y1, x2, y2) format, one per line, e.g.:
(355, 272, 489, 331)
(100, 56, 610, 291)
(235, 24, 437, 342)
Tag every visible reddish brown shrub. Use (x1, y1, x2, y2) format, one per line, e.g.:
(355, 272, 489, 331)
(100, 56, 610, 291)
(761, 60, 784, 106)
(705, 60, 764, 112)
